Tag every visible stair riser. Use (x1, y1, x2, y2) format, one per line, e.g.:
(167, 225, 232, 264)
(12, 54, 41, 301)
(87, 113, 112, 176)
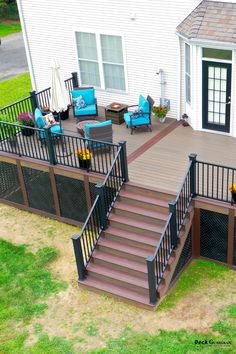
(108, 220, 161, 239)
(97, 244, 147, 264)
(92, 257, 147, 279)
(118, 195, 169, 214)
(113, 208, 167, 226)
(78, 281, 154, 310)
(124, 184, 176, 201)
(103, 233, 156, 252)
(88, 272, 149, 295)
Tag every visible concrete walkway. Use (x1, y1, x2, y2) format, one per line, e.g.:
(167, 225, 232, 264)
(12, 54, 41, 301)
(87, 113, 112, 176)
(0, 32, 29, 81)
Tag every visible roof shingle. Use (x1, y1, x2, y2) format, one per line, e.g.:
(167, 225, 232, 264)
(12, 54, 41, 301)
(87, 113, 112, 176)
(177, 0, 236, 43)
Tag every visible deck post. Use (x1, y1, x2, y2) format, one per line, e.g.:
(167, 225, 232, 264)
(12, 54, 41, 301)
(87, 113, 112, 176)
(189, 153, 197, 197)
(71, 72, 79, 88)
(169, 200, 178, 248)
(29, 90, 38, 111)
(72, 234, 86, 280)
(119, 140, 129, 182)
(44, 127, 56, 165)
(95, 183, 108, 230)
(146, 256, 157, 305)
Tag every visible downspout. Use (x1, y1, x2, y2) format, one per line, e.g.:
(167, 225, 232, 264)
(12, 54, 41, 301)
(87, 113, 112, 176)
(16, 0, 36, 90)
(177, 34, 182, 121)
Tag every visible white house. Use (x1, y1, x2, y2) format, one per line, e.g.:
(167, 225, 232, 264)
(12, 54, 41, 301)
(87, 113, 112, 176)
(17, 0, 236, 136)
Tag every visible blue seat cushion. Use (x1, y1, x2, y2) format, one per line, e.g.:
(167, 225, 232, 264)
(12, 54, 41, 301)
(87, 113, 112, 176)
(35, 108, 45, 129)
(74, 104, 96, 116)
(124, 112, 150, 127)
(71, 88, 95, 105)
(39, 125, 64, 139)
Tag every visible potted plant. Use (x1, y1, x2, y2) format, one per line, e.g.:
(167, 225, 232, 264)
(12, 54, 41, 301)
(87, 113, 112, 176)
(229, 183, 236, 204)
(17, 112, 35, 136)
(76, 148, 92, 169)
(152, 105, 169, 123)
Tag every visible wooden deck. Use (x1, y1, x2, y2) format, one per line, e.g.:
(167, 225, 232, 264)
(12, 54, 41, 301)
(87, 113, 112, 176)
(62, 107, 236, 193)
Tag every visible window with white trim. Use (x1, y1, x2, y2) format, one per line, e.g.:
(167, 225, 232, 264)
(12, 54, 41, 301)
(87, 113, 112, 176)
(75, 32, 126, 91)
(185, 43, 191, 104)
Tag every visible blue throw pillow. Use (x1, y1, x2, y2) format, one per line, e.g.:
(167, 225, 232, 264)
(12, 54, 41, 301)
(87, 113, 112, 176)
(131, 107, 143, 119)
(73, 95, 86, 109)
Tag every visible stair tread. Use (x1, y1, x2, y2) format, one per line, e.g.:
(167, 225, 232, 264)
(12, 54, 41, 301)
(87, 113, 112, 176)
(120, 190, 169, 207)
(114, 201, 168, 220)
(79, 277, 152, 306)
(87, 263, 149, 289)
(104, 227, 158, 247)
(109, 214, 164, 234)
(99, 238, 151, 258)
(93, 250, 147, 273)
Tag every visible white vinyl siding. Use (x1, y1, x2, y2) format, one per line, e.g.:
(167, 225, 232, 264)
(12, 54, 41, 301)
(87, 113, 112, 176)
(19, 0, 201, 118)
(76, 32, 126, 91)
(185, 43, 191, 104)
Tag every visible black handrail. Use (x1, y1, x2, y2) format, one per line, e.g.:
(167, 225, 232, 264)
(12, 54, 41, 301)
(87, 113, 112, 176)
(72, 143, 128, 280)
(146, 153, 196, 304)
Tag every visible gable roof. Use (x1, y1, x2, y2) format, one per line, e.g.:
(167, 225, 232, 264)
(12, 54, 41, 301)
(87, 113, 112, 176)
(177, 0, 236, 44)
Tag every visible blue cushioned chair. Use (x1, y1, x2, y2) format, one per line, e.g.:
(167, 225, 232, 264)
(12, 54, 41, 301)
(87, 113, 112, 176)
(124, 95, 154, 134)
(84, 120, 113, 149)
(71, 87, 98, 121)
(34, 108, 64, 145)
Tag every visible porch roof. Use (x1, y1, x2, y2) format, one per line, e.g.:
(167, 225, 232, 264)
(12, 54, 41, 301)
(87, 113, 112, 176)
(177, 0, 236, 44)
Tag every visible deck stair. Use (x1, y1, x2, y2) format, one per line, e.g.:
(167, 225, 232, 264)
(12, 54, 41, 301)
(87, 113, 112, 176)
(78, 183, 191, 308)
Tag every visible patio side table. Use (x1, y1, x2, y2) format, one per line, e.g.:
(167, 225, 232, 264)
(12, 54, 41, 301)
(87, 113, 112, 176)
(105, 103, 128, 125)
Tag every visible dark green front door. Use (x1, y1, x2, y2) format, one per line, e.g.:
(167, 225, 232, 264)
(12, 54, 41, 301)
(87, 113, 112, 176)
(202, 61, 231, 132)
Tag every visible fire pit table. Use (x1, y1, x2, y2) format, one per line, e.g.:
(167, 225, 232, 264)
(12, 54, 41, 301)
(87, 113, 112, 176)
(105, 103, 128, 125)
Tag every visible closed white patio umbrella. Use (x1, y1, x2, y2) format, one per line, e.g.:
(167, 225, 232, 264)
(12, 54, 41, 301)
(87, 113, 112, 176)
(50, 58, 69, 120)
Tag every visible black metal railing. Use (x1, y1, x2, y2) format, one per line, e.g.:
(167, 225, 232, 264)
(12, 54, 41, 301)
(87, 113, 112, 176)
(0, 121, 123, 175)
(72, 143, 128, 279)
(0, 121, 49, 161)
(196, 160, 236, 203)
(53, 132, 121, 175)
(0, 96, 32, 123)
(0, 75, 75, 123)
(146, 153, 196, 304)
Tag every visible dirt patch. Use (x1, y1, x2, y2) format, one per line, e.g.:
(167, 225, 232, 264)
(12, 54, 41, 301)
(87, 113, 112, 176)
(1, 204, 236, 352)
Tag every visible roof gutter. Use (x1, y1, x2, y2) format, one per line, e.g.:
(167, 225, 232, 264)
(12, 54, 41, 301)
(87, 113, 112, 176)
(176, 31, 236, 49)
(16, 0, 36, 90)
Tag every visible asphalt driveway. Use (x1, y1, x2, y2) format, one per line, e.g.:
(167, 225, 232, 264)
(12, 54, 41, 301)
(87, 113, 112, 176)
(0, 32, 29, 81)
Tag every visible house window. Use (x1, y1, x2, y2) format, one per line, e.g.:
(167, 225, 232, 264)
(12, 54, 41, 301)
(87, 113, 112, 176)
(75, 32, 126, 91)
(185, 43, 191, 104)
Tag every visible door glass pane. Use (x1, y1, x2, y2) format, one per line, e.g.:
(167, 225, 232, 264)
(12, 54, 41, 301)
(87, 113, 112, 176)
(220, 114, 226, 125)
(215, 67, 220, 79)
(208, 112, 213, 122)
(221, 92, 226, 102)
(221, 68, 227, 80)
(208, 101, 213, 111)
(221, 81, 226, 91)
(215, 80, 220, 90)
(214, 113, 220, 123)
(214, 91, 219, 101)
(220, 103, 225, 114)
(208, 78, 214, 89)
(214, 102, 219, 113)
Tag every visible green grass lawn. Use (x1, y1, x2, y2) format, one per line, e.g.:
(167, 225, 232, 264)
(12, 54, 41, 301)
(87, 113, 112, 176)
(0, 239, 74, 353)
(0, 72, 32, 109)
(0, 21, 21, 37)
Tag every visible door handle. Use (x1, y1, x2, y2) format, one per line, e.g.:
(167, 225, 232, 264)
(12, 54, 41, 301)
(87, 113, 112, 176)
(226, 96, 231, 105)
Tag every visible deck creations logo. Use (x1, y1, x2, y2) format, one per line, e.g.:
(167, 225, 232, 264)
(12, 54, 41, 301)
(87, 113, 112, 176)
(195, 339, 231, 347)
